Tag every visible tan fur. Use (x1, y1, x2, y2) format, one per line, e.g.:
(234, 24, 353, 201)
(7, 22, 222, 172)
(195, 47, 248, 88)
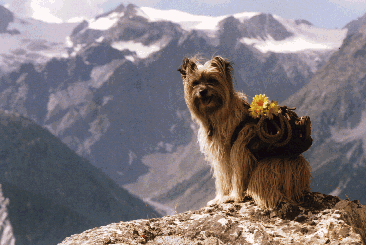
(179, 56, 311, 209)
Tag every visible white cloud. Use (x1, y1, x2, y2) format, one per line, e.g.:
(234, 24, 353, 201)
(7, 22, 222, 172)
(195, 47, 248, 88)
(30, 0, 63, 23)
(2, 0, 163, 23)
(4, 0, 109, 22)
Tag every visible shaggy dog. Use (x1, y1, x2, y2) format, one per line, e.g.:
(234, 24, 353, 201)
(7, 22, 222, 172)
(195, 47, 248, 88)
(178, 56, 312, 209)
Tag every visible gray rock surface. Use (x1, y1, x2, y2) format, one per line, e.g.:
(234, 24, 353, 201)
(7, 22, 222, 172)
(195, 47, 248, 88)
(0, 184, 15, 245)
(59, 192, 365, 245)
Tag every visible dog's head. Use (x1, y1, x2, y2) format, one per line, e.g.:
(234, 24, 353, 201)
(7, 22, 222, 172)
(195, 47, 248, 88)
(178, 56, 235, 117)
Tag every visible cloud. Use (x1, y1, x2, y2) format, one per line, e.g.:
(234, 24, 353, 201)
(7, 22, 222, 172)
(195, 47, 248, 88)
(29, 0, 63, 23)
(4, 0, 110, 22)
(2, 0, 164, 23)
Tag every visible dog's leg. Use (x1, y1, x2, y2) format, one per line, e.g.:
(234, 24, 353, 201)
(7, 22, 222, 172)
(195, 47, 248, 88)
(229, 146, 254, 202)
(222, 126, 257, 203)
(207, 159, 232, 205)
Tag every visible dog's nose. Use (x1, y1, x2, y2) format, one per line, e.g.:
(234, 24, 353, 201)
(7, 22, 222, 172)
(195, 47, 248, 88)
(199, 89, 208, 97)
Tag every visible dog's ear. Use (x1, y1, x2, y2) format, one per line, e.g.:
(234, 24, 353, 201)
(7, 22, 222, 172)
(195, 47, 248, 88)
(178, 58, 197, 78)
(211, 56, 233, 77)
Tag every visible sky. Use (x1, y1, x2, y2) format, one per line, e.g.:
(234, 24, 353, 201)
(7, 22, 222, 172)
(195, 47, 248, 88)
(1, 0, 365, 29)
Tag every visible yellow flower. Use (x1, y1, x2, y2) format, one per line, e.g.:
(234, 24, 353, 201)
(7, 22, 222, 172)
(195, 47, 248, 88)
(264, 100, 280, 119)
(249, 105, 262, 118)
(253, 94, 269, 108)
(249, 94, 269, 118)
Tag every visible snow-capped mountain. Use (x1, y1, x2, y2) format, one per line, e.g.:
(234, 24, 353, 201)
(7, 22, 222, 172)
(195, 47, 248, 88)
(0, 3, 364, 218)
(0, 6, 78, 73)
(68, 4, 346, 56)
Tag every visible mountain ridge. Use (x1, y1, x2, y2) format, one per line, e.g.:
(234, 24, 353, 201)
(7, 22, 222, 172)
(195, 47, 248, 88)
(0, 110, 160, 244)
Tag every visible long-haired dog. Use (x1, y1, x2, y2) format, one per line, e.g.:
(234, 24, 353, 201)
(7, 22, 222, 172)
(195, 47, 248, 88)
(178, 56, 311, 209)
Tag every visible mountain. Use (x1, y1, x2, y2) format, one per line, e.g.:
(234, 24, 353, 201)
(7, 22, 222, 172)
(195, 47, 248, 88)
(0, 6, 78, 73)
(0, 3, 360, 216)
(344, 13, 366, 36)
(0, 5, 15, 34)
(0, 110, 160, 244)
(282, 24, 366, 204)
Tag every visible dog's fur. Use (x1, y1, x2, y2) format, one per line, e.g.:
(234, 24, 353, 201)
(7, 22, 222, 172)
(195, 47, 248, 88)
(179, 56, 311, 209)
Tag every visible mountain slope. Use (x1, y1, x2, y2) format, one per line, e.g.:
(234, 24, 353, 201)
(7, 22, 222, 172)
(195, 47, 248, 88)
(282, 25, 366, 202)
(0, 110, 160, 244)
(0, 5, 78, 73)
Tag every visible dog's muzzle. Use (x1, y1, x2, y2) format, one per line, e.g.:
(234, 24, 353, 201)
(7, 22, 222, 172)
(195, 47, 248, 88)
(193, 87, 223, 113)
(195, 88, 214, 105)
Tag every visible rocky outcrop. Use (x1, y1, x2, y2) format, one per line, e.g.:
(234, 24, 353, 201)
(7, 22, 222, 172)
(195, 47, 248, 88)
(59, 192, 365, 245)
(0, 184, 15, 245)
(0, 5, 14, 33)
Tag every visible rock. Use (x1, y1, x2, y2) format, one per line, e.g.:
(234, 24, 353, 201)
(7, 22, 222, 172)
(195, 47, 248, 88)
(0, 184, 15, 245)
(59, 192, 365, 245)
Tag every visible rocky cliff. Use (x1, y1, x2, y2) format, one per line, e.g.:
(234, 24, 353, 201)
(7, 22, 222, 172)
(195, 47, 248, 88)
(0, 184, 15, 245)
(59, 192, 365, 245)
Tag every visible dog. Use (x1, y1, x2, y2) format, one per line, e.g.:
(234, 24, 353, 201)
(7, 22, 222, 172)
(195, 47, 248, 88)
(178, 56, 311, 209)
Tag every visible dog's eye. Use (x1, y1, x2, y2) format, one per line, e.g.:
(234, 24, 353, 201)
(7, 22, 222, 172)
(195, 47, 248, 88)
(192, 81, 199, 86)
(207, 79, 218, 84)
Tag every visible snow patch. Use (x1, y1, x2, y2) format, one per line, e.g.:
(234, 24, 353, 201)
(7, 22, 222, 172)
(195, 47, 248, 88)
(125, 55, 135, 62)
(88, 12, 124, 30)
(111, 40, 160, 59)
(67, 16, 87, 23)
(102, 95, 113, 106)
(95, 36, 105, 43)
(128, 150, 137, 165)
(233, 12, 261, 23)
(241, 16, 348, 53)
(70, 43, 85, 56)
(65, 36, 73, 47)
(140, 7, 230, 31)
(139, 7, 347, 54)
(240, 31, 346, 53)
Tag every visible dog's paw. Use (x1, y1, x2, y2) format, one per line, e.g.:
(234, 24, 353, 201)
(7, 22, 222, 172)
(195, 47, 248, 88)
(221, 194, 243, 203)
(219, 195, 234, 203)
(229, 193, 243, 203)
(207, 197, 221, 206)
(207, 194, 243, 206)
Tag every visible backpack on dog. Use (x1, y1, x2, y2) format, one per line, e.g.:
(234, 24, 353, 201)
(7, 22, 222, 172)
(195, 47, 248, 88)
(231, 95, 313, 161)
